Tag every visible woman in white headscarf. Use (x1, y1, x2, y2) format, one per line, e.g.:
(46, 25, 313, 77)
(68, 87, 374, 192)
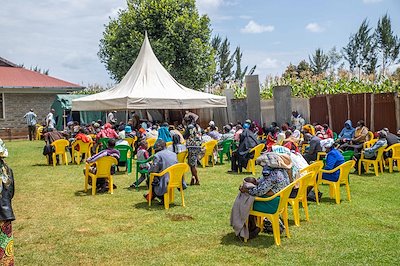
(0, 139, 15, 265)
(320, 138, 345, 182)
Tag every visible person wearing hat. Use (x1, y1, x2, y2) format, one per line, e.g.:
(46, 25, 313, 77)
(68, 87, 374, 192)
(0, 139, 15, 264)
(320, 138, 345, 182)
(23, 109, 37, 141)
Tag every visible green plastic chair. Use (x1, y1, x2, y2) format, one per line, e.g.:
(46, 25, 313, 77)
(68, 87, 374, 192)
(135, 155, 154, 191)
(96, 138, 110, 153)
(115, 145, 133, 174)
(333, 132, 338, 141)
(218, 139, 233, 164)
(341, 150, 354, 162)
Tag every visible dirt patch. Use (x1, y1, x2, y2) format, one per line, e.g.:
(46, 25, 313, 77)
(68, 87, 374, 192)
(166, 213, 194, 221)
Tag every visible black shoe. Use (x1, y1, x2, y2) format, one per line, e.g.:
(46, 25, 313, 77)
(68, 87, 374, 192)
(249, 227, 261, 239)
(128, 183, 137, 189)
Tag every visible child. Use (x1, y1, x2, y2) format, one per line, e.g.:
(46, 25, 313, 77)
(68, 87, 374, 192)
(130, 140, 151, 189)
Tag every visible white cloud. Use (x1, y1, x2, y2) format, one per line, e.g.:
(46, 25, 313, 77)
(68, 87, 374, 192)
(305, 23, 325, 33)
(239, 15, 252, 20)
(362, 0, 383, 4)
(259, 58, 281, 69)
(241, 20, 274, 34)
(196, 0, 225, 14)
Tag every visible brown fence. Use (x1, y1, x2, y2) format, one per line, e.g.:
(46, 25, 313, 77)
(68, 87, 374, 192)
(310, 93, 398, 133)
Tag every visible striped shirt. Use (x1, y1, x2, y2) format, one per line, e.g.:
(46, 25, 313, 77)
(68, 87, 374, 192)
(24, 111, 37, 126)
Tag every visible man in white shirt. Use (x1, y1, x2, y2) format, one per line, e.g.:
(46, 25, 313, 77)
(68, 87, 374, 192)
(46, 109, 55, 130)
(107, 111, 117, 125)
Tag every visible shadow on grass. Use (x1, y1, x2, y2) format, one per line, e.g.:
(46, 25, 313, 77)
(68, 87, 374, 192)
(32, 163, 51, 167)
(220, 232, 275, 248)
(132, 201, 182, 210)
(74, 190, 113, 197)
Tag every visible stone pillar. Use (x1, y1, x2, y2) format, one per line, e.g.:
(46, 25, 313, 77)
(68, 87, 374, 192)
(225, 88, 234, 123)
(273, 86, 292, 125)
(245, 75, 261, 123)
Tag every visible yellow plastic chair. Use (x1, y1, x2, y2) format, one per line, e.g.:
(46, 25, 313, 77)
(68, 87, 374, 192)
(50, 139, 69, 167)
(124, 136, 138, 150)
(166, 141, 173, 148)
(301, 143, 310, 155)
(84, 156, 118, 195)
(363, 138, 378, 149)
(299, 161, 324, 205)
(245, 143, 265, 175)
(384, 143, 400, 173)
(146, 137, 157, 155)
(287, 172, 315, 226)
(358, 146, 387, 176)
(200, 140, 218, 168)
(36, 125, 43, 140)
(177, 150, 188, 163)
(148, 163, 188, 209)
(245, 181, 296, 246)
(318, 160, 355, 204)
(367, 131, 375, 141)
(71, 140, 93, 165)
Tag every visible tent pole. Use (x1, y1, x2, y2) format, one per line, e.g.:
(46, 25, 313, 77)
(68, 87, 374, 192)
(126, 110, 128, 124)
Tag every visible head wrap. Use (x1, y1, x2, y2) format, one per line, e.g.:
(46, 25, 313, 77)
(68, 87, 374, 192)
(243, 123, 250, 129)
(320, 138, 335, 150)
(292, 130, 301, 139)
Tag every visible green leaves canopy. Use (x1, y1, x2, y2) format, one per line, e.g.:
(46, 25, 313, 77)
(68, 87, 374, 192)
(98, 0, 215, 90)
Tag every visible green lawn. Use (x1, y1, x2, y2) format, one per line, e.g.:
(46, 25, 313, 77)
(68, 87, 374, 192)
(7, 140, 400, 265)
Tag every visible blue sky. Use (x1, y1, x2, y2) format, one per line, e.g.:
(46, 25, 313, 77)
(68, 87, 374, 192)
(0, 0, 399, 87)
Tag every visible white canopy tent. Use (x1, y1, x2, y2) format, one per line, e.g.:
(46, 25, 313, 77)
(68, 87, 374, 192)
(72, 33, 227, 111)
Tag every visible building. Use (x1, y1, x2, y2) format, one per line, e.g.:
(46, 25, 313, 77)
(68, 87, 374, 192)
(0, 56, 84, 139)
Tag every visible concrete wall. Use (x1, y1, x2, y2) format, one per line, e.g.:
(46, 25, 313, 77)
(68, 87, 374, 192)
(0, 93, 57, 139)
(292, 98, 310, 123)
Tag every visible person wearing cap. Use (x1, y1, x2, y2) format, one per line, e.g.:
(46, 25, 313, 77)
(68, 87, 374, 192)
(23, 109, 37, 141)
(321, 138, 345, 182)
(0, 139, 15, 264)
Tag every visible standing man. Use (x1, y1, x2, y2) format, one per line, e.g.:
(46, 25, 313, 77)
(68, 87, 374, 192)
(46, 109, 56, 130)
(291, 111, 305, 131)
(107, 111, 117, 125)
(23, 109, 37, 141)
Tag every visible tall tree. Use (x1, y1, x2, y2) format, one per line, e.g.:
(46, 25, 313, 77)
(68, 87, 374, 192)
(342, 35, 358, 72)
(218, 37, 234, 83)
(309, 48, 329, 75)
(98, 0, 215, 90)
(375, 14, 400, 76)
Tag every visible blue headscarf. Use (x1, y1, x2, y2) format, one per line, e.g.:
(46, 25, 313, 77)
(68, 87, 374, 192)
(157, 126, 172, 142)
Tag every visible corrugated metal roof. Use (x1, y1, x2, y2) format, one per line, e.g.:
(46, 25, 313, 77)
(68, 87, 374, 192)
(0, 66, 83, 88)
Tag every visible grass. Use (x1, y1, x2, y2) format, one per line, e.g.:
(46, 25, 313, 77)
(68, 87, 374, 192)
(7, 140, 400, 265)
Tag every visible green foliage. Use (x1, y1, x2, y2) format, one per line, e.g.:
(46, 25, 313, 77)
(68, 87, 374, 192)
(98, 0, 214, 90)
(9, 140, 400, 265)
(72, 83, 111, 95)
(309, 48, 329, 75)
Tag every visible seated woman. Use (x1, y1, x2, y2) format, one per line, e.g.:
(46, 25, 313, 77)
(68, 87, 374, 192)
(320, 138, 345, 182)
(239, 157, 291, 238)
(167, 134, 187, 154)
(354, 130, 387, 172)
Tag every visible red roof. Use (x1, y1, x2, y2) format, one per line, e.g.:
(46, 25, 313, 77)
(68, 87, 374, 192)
(0, 66, 83, 88)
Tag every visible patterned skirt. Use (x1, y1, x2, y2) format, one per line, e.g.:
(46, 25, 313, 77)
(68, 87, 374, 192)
(0, 221, 13, 266)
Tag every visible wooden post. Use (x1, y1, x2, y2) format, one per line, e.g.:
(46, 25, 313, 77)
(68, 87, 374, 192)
(363, 94, 367, 125)
(370, 94, 375, 131)
(346, 94, 350, 120)
(326, 95, 333, 129)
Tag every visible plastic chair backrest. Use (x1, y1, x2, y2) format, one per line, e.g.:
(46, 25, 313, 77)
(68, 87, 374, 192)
(389, 143, 400, 158)
(166, 141, 173, 147)
(95, 156, 118, 177)
(255, 181, 296, 215)
(294, 172, 314, 200)
(367, 131, 374, 141)
(337, 160, 356, 183)
(98, 138, 110, 151)
(221, 139, 233, 153)
(375, 146, 387, 160)
(51, 139, 69, 155)
(363, 139, 378, 149)
(166, 163, 189, 188)
(177, 150, 188, 163)
(202, 140, 218, 157)
(333, 132, 338, 141)
(341, 150, 354, 161)
(146, 138, 157, 148)
(115, 145, 133, 162)
(250, 143, 265, 159)
(73, 139, 92, 153)
(300, 161, 324, 185)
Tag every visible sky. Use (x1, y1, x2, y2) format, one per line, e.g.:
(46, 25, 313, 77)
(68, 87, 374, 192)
(0, 0, 399, 87)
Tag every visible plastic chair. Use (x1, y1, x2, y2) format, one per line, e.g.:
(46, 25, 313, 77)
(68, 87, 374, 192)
(245, 181, 296, 246)
(299, 161, 324, 205)
(50, 139, 69, 167)
(287, 172, 315, 226)
(71, 140, 93, 165)
(135, 155, 154, 191)
(301, 143, 310, 155)
(148, 163, 188, 209)
(146, 137, 157, 155)
(36, 125, 43, 140)
(333, 132, 338, 141)
(363, 139, 378, 149)
(166, 141, 173, 148)
(218, 139, 233, 164)
(115, 145, 133, 174)
(96, 138, 110, 153)
(245, 143, 265, 175)
(318, 160, 355, 204)
(316, 152, 327, 161)
(384, 143, 400, 173)
(200, 140, 218, 168)
(358, 146, 387, 176)
(341, 150, 354, 161)
(124, 136, 138, 150)
(177, 150, 188, 163)
(367, 131, 375, 141)
(84, 156, 118, 195)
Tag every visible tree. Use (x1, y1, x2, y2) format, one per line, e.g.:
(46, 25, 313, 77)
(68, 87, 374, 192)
(98, 0, 215, 90)
(342, 35, 358, 72)
(297, 60, 312, 79)
(309, 48, 329, 75)
(282, 63, 298, 79)
(218, 37, 234, 83)
(375, 14, 400, 76)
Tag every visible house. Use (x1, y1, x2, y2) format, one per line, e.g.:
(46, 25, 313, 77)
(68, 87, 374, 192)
(0, 56, 84, 139)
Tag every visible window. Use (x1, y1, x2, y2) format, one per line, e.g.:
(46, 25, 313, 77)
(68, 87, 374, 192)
(0, 93, 4, 119)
